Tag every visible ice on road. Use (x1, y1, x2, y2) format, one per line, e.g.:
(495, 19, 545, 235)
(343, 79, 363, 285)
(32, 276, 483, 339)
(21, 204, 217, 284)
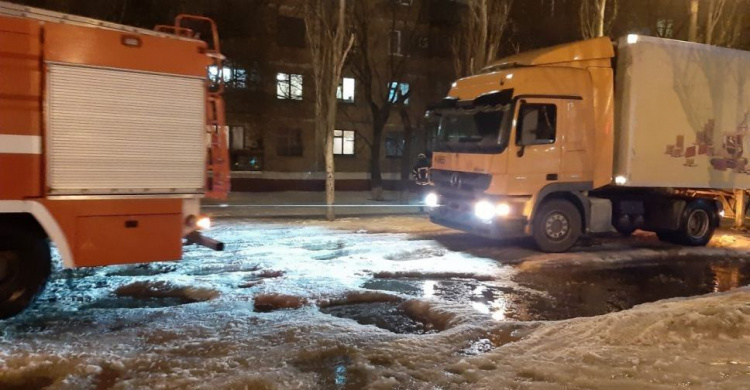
(0, 216, 748, 389)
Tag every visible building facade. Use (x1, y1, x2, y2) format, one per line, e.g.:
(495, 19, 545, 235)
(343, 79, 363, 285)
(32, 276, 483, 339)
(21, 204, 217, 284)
(220, 0, 459, 191)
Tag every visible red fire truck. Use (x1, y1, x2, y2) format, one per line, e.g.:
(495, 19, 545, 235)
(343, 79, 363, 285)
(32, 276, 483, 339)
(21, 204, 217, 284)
(0, 1, 230, 318)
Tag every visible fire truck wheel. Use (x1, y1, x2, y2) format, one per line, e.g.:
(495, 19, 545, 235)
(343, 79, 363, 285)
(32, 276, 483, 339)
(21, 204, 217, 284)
(0, 233, 51, 319)
(532, 199, 582, 253)
(676, 200, 717, 247)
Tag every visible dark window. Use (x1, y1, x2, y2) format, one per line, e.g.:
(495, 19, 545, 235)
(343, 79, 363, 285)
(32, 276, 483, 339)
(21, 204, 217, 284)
(385, 132, 405, 157)
(277, 128, 303, 156)
(230, 126, 264, 171)
(277, 16, 306, 48)
(230, 126, 245, 151)
(516, 104, 557, 145)
(390, 30, 402, 56)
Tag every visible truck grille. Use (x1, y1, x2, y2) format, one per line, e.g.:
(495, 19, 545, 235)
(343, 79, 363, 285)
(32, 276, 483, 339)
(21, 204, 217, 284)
(431, 170, 491, 192)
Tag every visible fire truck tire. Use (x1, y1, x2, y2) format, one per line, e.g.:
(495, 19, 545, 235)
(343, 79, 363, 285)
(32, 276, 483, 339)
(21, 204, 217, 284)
(0, 232, 51, 319)
(532, 199, 582, 253)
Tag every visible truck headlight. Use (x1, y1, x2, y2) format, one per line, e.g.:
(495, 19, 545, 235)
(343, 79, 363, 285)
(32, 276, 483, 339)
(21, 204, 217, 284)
(425, 192, 439, 208)
(475, 201, 496, 221)
(495, 203, 511, 217)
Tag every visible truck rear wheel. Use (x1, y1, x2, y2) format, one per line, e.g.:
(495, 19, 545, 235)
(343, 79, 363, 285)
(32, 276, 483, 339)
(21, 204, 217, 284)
(676, 200, 716, 246)
(0, 232, 51, 319)
(532, 199, 582, 253)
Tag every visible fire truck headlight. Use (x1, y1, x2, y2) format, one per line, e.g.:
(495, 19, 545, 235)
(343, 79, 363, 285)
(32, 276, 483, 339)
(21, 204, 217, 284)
(475, 201, 496, 221)
(425, 192, 439, 208)
(495, 203, 511, 217)
(196, 217, 212, 230)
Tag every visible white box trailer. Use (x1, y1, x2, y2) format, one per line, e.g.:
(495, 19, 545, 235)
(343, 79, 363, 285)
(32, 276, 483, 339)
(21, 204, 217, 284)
(615, 36, 750, 190)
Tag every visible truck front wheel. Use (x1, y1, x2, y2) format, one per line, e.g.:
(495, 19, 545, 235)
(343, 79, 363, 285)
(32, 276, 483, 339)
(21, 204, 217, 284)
(532, 199, 582, 253)
(0, 233, 51, 319)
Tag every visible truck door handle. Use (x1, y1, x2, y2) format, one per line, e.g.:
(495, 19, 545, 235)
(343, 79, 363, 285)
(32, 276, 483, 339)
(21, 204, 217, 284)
(546, 174, 558, 181)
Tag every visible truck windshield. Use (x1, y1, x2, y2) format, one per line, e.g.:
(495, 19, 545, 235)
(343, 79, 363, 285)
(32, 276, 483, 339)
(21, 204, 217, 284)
(433, 105, 511, 154)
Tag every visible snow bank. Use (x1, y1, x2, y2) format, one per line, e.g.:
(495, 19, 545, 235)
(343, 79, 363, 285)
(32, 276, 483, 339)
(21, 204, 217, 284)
(452, 288, 750, 389)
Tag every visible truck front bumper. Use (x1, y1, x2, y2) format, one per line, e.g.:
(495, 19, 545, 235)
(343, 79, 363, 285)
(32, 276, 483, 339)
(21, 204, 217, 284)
(429, 202, 527, 240)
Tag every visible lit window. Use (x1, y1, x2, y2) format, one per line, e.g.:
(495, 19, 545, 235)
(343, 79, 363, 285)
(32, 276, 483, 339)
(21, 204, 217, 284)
(657, 18, 674, 38)
(209, 65, 248, 89)
(337, 77, 356, 103)
(390, 30, 402, 56)
(334, 130, 355, 155)
(277, 73, 303, 100)
(388, 82, 410, 105)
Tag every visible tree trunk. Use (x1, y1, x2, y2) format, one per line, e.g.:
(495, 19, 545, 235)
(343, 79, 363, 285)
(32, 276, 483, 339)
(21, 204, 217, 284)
(688, 0, 699, 42)
(597, 0, 606, 37)
(324, 124, 335, 221)
(370, 110, 387, 200)
(706, 1, 715, 45)
(399, 107, 415, 203)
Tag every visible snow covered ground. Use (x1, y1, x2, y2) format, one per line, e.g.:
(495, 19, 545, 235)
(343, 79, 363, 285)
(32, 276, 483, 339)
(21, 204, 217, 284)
(0, 216, 748, 389)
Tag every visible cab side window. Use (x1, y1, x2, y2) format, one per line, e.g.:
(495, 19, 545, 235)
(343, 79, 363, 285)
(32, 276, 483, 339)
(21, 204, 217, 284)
(516, 103, 557, 145)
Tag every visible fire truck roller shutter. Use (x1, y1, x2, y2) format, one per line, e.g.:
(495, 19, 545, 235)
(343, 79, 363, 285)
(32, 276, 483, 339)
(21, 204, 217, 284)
(46, 63, 206, 196)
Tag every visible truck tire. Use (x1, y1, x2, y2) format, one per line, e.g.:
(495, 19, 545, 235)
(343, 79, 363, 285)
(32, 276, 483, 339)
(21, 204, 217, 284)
(675, 200, 716, 246)
(656, 230, 680, 244)
(532, 199, 582, 253)
(614, 223, 637, 237)
(0, 232, 51, 319)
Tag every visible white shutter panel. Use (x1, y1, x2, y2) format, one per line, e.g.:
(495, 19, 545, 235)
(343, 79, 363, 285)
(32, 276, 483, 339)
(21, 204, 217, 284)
(47, 63, 206, 195)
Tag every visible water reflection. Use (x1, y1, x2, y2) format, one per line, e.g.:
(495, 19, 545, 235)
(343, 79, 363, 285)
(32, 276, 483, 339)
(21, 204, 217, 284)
(422, 280, 437, 298)
(711, 264, 742, 292)
(363, 257, 749, 322)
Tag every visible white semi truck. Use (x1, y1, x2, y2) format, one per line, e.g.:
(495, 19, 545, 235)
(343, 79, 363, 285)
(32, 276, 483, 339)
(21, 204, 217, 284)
(426, 35, 750, 252)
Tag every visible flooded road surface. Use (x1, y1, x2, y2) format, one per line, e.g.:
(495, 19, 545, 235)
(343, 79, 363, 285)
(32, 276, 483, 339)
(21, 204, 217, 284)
(3, 217, 750, 389)
(362, 257, 750, 322)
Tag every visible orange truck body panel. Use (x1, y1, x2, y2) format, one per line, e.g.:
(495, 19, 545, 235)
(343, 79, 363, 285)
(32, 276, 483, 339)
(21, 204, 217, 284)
(0, 4, 223, 268)
(0, 16, 42, 200)
(43, 22, 210, 77)
(40, 198, 184, 267)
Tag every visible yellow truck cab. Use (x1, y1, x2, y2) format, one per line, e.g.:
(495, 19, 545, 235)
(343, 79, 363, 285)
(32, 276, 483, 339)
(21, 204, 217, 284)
(427, 35, 749, 252)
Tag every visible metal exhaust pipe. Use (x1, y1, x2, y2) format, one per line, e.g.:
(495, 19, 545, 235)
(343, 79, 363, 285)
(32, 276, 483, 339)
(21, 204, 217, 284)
(186, 231, 225, 251)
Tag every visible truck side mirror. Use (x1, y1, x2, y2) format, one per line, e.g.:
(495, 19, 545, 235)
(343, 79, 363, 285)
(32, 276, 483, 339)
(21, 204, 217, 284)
(517, 145, 526, 158)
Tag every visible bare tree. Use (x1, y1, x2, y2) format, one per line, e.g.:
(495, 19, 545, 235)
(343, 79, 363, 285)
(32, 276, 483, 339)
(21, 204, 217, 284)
(304, 0, 355, 221)
(688, 0, 699, 42)
(579, 0, 618, 39)
(704, 0, 746, 48)
(451, 0, 513, 77)
(348, 0, 422, 201)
